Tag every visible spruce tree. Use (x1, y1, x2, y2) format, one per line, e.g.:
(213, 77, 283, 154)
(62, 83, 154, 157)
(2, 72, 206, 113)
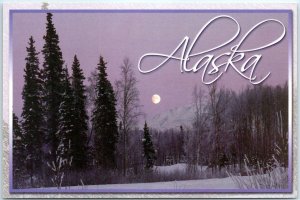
(56, 67, 75, 161)
(13, 113, 26, 188)
(41, 13, 65, 158)
(21, 36, 44, 186)
(142, 122, 156, 169)
(92, 56, 118, 169)
(46, 67, 75, 188)
(71, 55, 88, 169)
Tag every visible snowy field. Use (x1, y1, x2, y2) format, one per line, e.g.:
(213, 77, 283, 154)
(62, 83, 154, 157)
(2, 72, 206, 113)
(39, 176, 238, 190)
(31, 164, 287, 190)
(34, 164, 239, 190)
(70, 177, 238, 190)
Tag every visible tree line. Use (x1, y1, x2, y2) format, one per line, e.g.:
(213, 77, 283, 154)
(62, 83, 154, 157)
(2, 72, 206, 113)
(13, 13, 156, 188)
(150, 82, 288, 174)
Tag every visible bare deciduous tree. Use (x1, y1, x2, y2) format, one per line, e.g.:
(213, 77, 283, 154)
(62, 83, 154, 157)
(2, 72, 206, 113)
(190, 85, 209, 172)
(208, 82, 231, 172)
(85, 69, 98, 147)
(115, 58, 142, 176)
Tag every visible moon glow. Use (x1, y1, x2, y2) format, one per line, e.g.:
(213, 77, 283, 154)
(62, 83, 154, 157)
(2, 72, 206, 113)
(152, 94, 161, 104)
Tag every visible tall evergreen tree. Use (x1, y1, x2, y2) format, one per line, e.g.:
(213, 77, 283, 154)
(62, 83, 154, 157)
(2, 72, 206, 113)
(13, 113, 26, 188)
(70, 55, 88, 169)
(92, 56, 118, 169)
(41, 13, 65, 158)
(45, 67, 74, 188)
(21, 36, 44, 186)
(56, 67, 75, 161)
(142, 122, 156, 169)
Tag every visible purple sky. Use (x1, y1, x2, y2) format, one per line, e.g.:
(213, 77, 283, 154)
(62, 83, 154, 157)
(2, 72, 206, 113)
(13, 12, 289, 120)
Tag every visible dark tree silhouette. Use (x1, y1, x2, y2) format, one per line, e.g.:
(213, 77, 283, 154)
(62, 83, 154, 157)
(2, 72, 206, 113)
(56, 67, 75, 161)
(71, 55, 88, 169)
(142, 122, 156, 169)
(13, 113, 26, 188)
(21, 36, 44, 187)
(92, 56, 118, 169)
(42, 13, 65, 159)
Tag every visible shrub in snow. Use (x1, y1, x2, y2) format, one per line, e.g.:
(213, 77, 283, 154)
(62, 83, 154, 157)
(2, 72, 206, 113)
(227, 155, 288, 189)
(47, 140, 73, 189)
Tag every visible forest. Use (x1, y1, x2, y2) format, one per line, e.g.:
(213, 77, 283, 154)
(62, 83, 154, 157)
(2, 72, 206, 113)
(12, 13, 288, 189)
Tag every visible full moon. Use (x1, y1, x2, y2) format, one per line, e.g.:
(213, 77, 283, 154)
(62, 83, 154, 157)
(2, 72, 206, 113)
(152, 94, 161, 104)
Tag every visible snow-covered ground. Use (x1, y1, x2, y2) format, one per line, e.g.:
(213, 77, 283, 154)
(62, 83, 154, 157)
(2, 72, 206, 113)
(29, 164, 288, 190)
(35, 164, 239, 190)
(44, 177, 238, 190)
(31, 164, 287, 190)
(154, 163, 207, 174)
(81, 177, 237, 189)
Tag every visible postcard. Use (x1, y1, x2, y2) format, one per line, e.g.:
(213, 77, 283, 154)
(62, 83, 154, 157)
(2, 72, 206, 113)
(2, 1, 297, 199)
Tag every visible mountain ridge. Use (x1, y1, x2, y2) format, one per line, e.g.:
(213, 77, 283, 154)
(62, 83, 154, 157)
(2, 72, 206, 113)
(139, 104, 196, 130)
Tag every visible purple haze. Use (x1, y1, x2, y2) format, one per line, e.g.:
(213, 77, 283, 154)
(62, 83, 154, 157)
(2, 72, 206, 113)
(12, 12, 289, 121)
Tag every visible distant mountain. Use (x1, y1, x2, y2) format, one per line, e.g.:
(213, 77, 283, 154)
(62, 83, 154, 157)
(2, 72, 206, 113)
(141, 104, 196, 130)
